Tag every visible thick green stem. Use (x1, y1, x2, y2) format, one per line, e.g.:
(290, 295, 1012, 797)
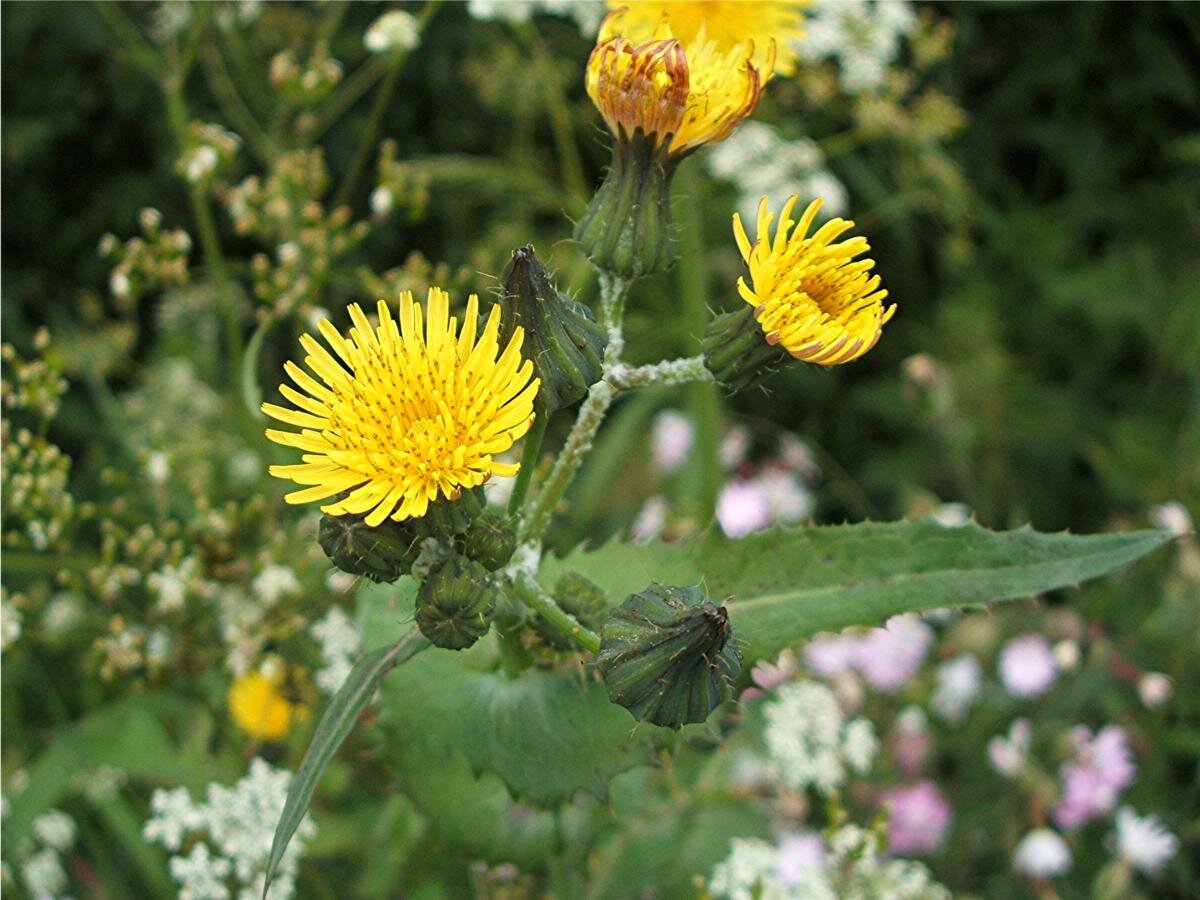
(511, 572, 601, 654)
(507, 410, 548, 516)
(608, 356, 712, 390)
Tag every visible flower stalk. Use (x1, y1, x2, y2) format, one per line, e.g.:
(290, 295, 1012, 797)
(510, 571, 601, 654)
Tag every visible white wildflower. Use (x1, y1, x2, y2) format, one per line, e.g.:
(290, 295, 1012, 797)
(20, 848, 67, 897)
(987, 718, 1031, 777)
(110, 269, 132, 299)
(1013, 828, 1072, 878)
(930, 502, 971, 527)
(650, 409, 694, 473)
(1, 599, 22, 652)
(364, 10, 420, 53)
(276, 241, 300, 266)
(1113, 807, 1178, 875)
(1149, 501, 1193, 537)
(369, 185, 395, 217)
(795, 0, 917, 94)
(33, 809, 76, 852)
(630, 495, 668, 544)
(1137, 672, 1171, 710)
(147, 557, 199, 613)
(144, 786, 208, 852)
(146, 450, 171, 485)
(311, 606, 362, 696)
(930, 653, 982, 724)
(709, 838, 797, 900)
(170, 843, 232, 899)
(763, 680, 877, 794)
(184, 145, 220, 183)
(1052, 639, 1081, 673)
(251, 565, 300, 606)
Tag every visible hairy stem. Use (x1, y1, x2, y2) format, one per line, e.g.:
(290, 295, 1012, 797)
(607, 355, 712, 390)
(510, 572, 602, 654)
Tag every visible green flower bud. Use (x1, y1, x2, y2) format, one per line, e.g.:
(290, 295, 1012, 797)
(415, 557, 497, 650)
(318, 512, 419, 583)
(597, 583, 742, 729)
(499, 245, 607, 413)
(535, 571, 609, 651)
(702, 304, 790, 395)
(407, 486, 486, 539)
(574, 130, 677, 279)
(460, 509, 518, 571)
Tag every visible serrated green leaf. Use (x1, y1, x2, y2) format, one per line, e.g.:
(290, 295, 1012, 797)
(357, 580, 674, 807)
(263, 630, 430, 898)
(542, 520, 1172, 662)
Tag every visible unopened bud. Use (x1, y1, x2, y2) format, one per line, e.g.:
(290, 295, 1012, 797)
(408, 487, 486, 540)
(318, 512, 419, 583)
(460, 510, 517, 572)
(415, 557, 496, 650)
(597, 583, 742, 729)
(499, 246, 607, 413)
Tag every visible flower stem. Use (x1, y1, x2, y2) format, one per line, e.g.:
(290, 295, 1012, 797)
(510, 571, 601, 654)
(517, 275, 628, 542)
(607, 355, 712, 390)
(507, 409, 547, 516)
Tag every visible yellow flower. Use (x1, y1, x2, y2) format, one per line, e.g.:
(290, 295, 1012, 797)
(229, 670, 295, 742)
(587, 8, 773, 158)
(734, 196, 895, 365)
(263, 288, 539, 525)
(606, 0, 807, 76)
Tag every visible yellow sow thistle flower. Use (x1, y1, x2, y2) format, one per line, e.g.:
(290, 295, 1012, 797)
(607, 0, 807, 77)
(704, 195, 896, 392)
(263, 288, 539, 526)
(575, 8, 774, 278)
(229, 670, 296, 742)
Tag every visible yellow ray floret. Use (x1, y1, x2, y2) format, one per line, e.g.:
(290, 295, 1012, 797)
(607, 0, 806, 76)
(734, 196, 896, 365)
(263, 288, 539, 525)
(587, 8, 772, 157)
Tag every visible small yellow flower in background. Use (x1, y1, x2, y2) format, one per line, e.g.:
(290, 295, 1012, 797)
(587, 7, 774, 159)
(229, 669, 295, 742)
(263, 288, 539, 525)
(734, 195, 895, 365)
(608, 0, 807, 76)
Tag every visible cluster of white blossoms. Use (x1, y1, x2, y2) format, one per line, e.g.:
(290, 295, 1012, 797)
(706, 121, 849, 227)
(250, 564, 302, 607)
(310, 605, 362, 695)
(929, 652, 982, 724)
(364, 10, 421, 54)
(2, 807, 78, 897)
(143, 758, 315, 900)
(466, 0, 604, 35)
(762, 679, 878, 794)
(709, 825, 949, 900)
(794, 0, 918, 94)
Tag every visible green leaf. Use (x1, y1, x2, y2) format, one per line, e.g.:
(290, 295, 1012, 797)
(542, 520, 1172, 662)
(358, 580, 674, 807)
(263, 630, 431, 898)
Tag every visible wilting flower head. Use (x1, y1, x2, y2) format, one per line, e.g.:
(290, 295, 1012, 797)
(586, 8, 774, 159)
(609, 1, 806, 75)
(735, 195, 895, 365)
(264, 289, 539, 525)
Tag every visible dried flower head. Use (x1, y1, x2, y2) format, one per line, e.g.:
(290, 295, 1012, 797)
(264, 289, 539, 525)
(734, 195, 895, 365)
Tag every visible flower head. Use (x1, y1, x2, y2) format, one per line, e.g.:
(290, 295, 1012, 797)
(608, 1, 805, 75)
(229, 669, 295, 742)
(998, 632, 1058, 698)
(881, 780, 952, 855)
(734, 195, 895, 365)
(587, 8, 773, 158)
(1013, 828, 1072, 879)
(264, 289, 539, 525)
(1113, 807, 1178, 875)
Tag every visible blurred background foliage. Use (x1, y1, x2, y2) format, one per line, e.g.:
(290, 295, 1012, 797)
(2, 1, 1198, 898)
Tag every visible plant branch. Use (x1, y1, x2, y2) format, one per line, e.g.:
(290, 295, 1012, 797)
(607, 355, 712, 390)
(507, 409, 548, 516)
(510, 572, 601, 654)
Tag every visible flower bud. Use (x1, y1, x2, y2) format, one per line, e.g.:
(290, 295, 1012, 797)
(535, 571, 609, 651)
(415, 557, 497, 650)
(597, 583, 742, 729)
(318, 512, 420, 583)
(574, 131, 678, 279)
(460, 509, 518, 572)
(407, 487, 486, 540)
(499, 246, 607, 412)
(702, 305, 789, 394)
